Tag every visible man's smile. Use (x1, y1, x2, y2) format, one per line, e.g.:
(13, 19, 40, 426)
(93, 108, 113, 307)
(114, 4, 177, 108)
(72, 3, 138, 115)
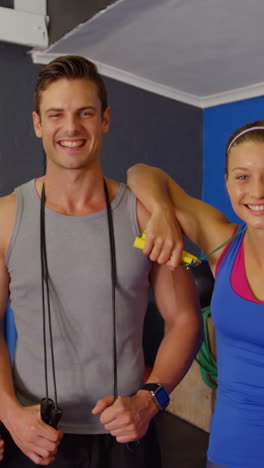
(57, 138, 86, 148)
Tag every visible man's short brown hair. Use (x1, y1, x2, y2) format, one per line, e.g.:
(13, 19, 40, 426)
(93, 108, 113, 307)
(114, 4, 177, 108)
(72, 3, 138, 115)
(34, 55, 108, 115)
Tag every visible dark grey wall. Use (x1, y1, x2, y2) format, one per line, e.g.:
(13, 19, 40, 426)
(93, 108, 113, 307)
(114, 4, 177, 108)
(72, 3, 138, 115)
(0, 43, 43, 196)
(101, 78, 203, 255)
(47, 0, 117, 44)
(102, 78, 203, 198)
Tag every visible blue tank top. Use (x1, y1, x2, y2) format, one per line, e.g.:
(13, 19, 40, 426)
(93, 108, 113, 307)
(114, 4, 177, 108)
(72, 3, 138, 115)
(208, 224, 264, 468)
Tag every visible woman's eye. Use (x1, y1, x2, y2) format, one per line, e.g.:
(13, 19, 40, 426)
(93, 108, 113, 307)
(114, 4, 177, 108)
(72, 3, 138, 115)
(237, 175, 248, 180)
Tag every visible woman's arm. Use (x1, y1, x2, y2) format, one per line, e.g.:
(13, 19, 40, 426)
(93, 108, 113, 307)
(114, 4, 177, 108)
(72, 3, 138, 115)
(128, 163, 236, 270)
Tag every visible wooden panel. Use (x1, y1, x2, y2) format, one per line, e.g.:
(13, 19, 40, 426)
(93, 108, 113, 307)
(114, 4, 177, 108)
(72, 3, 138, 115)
(166, 316, 216, 432)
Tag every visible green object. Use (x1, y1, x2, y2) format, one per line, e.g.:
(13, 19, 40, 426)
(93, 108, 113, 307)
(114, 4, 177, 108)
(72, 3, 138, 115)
(183, 226, 247, 268)
(193, 229, 247, 386)
(196, 306, 217, 389)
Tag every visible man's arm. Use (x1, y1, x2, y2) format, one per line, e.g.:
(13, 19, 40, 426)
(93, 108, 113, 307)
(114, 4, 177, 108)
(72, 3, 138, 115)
(127, 163, 236, 271)
(92, 201, 202, 443)
(0, 195, 23, 426)
(0, 194, 63, 465)
(92, 262, 202, 443)
(0, 436, 4, 461)
(143, 262, 202, 392)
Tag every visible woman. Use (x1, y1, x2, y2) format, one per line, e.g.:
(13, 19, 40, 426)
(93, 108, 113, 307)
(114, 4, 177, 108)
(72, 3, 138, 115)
(127, 120, 264, 468)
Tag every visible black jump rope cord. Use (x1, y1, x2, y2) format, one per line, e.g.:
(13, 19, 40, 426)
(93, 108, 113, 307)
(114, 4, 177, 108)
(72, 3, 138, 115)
(103, 179, 118, 401)
(40, 179, 118, 427)
(40, 185, 58, 408)
(40, 187, 48, 402)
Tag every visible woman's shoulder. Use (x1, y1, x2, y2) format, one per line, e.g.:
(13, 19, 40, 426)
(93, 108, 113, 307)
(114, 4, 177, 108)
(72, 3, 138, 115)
(206, 222, 240, 275)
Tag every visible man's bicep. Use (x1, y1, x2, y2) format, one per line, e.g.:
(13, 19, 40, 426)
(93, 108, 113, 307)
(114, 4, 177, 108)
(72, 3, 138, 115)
(150, 263, 200, 326)
(0, 193, 16, 323)
(0, 254, 10, 323)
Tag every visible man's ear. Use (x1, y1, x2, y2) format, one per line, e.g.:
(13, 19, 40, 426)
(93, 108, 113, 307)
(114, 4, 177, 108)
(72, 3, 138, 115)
(32, 111, 42, 138)
(102, 107, 111, 134)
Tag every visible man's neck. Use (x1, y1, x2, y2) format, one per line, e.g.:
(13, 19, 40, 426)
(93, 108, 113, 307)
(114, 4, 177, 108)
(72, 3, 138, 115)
(36, 167, 119, 216)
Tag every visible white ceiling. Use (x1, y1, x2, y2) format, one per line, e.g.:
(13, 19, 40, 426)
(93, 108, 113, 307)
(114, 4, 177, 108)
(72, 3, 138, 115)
(32, 0, 264, 108)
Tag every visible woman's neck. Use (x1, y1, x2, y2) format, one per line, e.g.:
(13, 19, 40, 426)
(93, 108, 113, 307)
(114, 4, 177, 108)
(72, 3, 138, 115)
(244, 226, 264, 265)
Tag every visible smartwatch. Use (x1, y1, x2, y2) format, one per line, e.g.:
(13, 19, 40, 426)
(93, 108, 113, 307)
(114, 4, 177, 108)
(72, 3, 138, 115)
(140, 383, 170, 410)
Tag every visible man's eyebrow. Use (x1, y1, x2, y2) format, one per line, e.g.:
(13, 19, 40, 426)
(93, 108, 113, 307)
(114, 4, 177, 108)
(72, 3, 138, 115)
(79, 106, 96, 111)
(45, 108, 63, 114)
(45, 106, 97, 113)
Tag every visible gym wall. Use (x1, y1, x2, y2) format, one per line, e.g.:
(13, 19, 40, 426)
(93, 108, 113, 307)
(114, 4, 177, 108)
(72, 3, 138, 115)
(0, 42, 43, 196)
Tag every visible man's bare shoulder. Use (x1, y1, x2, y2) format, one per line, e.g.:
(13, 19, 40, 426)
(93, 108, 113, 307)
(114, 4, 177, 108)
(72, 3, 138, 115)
(0, 192, 17, 257)
(0, 192, 16, 206)
(0, 192, 16, 218)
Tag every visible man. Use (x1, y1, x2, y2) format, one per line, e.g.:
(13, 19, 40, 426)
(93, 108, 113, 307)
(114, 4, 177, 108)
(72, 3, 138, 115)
(0, 55, 201, 467)
(0, 435, 3, 461)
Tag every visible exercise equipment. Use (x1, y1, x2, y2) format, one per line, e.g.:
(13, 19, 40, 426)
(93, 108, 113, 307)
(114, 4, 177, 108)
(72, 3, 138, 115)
(39, 178, 119, 427)
(134, 233, 199, 266)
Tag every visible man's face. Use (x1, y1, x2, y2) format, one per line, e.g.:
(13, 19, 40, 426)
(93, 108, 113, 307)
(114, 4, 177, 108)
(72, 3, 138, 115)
(32, 78, 110, 172)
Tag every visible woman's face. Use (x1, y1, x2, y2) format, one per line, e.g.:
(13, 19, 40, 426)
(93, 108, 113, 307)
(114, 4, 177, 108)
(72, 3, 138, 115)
(226, 140, 264, 229)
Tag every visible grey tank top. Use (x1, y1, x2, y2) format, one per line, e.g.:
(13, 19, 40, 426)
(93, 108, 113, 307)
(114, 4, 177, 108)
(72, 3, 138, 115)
(6, 180, 151, 434)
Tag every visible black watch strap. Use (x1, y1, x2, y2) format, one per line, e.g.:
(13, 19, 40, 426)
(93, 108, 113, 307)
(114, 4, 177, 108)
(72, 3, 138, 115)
(140, 383, 170, 410)
(140, 383, 161, 392)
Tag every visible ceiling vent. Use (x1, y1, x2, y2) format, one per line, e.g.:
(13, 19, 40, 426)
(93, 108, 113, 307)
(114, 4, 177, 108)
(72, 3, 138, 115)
(0, 0, 48, 48)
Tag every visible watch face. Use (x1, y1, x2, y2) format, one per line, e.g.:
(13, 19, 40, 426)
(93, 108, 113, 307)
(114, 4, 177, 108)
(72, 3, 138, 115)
(156, 386, 170, 409)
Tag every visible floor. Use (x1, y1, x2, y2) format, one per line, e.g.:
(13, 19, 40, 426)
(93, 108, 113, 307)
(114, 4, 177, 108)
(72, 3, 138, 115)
(155, 411, 209, 468)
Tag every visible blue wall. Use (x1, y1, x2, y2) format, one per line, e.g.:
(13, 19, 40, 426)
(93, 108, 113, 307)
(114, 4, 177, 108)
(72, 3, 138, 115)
(3, 302, 17, 362)
(203, 96, 264, 222)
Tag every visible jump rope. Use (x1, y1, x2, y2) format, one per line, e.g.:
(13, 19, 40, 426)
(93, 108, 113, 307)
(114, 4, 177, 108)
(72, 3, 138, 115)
(134, 227, 247, 267)
(40, 179, 118, 428)
(40, 184, 63, 427)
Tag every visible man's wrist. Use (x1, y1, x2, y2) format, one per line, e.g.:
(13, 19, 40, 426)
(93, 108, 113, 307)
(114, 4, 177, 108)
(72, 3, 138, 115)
(136, 389, 159, 416)
(0, 395, 22, 426)
(139, 383, 170, 411)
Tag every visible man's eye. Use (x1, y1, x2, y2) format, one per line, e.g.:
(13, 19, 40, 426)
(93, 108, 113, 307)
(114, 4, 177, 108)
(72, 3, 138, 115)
(81, 111, 93, 117)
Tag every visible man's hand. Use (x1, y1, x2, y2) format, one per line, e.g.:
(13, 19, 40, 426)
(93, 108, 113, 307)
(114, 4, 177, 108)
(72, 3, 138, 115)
(142, 205, 183, 270)
(92, 392, 158, 443)
(5, 404, 63, 465)
(0, 434, 4, 461)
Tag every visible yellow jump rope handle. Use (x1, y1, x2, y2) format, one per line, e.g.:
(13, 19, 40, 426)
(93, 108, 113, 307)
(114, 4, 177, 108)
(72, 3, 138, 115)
(133, 233, 198, 265)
